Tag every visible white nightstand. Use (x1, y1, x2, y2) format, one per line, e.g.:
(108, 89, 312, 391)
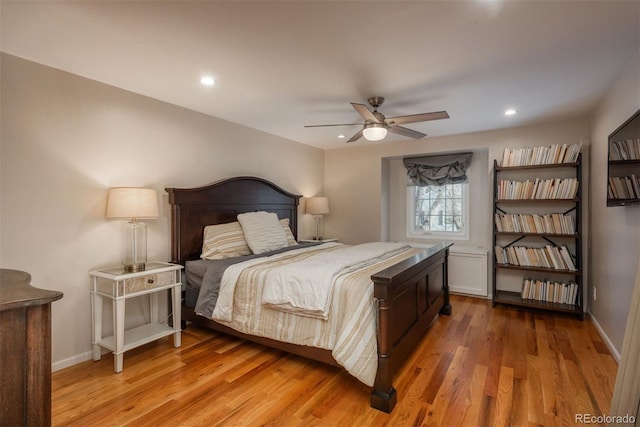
(299, 238, 339, 243)
(90, 261, 183, 373)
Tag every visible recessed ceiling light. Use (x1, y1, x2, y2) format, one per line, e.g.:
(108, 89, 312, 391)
(504, 109, 517, 116)
(338, 134, 345, 139)
(200, 76, 215, 86)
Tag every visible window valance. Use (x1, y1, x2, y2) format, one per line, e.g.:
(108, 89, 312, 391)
(403, 152, 473, 186)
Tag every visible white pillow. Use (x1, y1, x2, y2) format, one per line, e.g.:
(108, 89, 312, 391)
(237, 211, 289, 254)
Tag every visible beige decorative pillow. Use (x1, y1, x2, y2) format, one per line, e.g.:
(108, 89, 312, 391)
(201, 221, 251, 259)
(237, 211, 289, 254)
(279, 218, 298, 246)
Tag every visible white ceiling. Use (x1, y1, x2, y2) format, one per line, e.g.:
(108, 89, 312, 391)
(1, 1, 638, 149)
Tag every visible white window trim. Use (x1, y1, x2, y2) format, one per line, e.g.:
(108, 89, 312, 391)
(405, 184, 470, 241)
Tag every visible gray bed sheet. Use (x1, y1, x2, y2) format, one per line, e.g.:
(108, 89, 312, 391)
(185, 242, 322, 318)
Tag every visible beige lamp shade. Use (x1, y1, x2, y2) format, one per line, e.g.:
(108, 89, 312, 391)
(306, 197, 330, 215)
(106, 187, 159, 219)
(106, 187, 158, 273)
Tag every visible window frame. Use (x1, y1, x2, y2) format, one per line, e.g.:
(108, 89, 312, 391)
(406, 183, 470, 241)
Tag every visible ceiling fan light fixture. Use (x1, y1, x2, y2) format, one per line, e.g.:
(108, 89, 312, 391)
(305, 97, 449, 143)
(363, 123, 387, 141)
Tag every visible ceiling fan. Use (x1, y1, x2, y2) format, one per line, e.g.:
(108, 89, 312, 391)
(305, 97, 450, 143)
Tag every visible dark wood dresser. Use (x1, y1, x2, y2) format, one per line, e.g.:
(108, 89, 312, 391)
(0, 269, 63, 426)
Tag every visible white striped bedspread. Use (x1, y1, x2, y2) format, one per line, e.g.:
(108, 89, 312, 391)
(209, 242, 420, 387)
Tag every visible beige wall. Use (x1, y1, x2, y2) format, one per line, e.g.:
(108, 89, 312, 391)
(0, 54, 324, 368)
(589, 51, 640, 356)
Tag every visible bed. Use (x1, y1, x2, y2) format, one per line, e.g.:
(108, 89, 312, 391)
(165, 176, 452, 413)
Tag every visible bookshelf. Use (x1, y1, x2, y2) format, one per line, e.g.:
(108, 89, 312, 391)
(492, 147, 583, 319)
(607, 109, 640, 206)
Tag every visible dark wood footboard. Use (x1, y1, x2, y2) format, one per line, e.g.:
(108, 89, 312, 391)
(370, 242, 452, 413)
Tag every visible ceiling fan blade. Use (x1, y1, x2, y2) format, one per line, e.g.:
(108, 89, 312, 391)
(386, 111, 449, 125)
(346, 129, 364, 143)
(388, 125, 426, 139)
(304, 123, 361, 128)
(351, 103, 380, 123)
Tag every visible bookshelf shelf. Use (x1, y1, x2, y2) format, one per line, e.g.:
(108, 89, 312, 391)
(609, 159, 640, 166)
(495, 161, 579, 172)
(494, 198, 579, 203)
(608, 198, 640, 207)
(495, 264, 580, 276)
(494, 290, 581, 315)
(492, 150, 583, 320)
(495, 232, 578, 238)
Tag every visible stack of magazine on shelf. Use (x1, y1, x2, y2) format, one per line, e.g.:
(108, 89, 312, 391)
(497, 177, 579, 200)
(494, 212, 575, 234)
(494, 245, 576, 271)
(500, 142, 583, 167)
(521, 278, 578, 305)
(609, 138, 640, 160)
(608, 175, 640, 199)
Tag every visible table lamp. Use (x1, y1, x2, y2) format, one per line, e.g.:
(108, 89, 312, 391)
(106, 187, 159, 272)
(306, 197, 330, 240)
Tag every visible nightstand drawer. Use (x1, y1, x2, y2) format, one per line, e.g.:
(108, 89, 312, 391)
(95, 271, 177, 297)
(123, 271, 174, 293)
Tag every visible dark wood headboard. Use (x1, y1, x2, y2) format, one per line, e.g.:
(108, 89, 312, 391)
(165, 176, 301, 265)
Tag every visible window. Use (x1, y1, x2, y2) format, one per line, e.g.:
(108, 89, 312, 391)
(407, 183, 469, 240)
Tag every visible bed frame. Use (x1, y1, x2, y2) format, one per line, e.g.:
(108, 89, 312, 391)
(165, 176, 452, 413)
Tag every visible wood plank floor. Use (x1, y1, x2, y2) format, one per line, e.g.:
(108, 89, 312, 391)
(52, 295, 618, 426)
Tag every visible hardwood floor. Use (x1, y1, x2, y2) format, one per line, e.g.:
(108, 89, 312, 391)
(52, 295, 618, 426)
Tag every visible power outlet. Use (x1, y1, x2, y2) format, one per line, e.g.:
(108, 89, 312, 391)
(593, 286, 597, 301)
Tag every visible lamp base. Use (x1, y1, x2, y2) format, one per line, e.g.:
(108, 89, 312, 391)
(313, 215, 324, 241)
(123, 263, 146, 273)
(122, 220, 148, 274)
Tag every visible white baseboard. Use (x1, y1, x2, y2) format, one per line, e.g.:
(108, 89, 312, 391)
(588, 309, 622, 363)
(52, 350, 94, 372)
(449, 291, 491, 300)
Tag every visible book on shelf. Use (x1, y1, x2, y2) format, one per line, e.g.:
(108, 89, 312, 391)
(608, 175, 640, 199)
(521, 278, 578, 305)
(495, 245, 576, 271)
(497, 178, 578, 200)
(499, 142, 583, 167)
(609, 138, 640, 161)
(494, 212, 575, 234)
